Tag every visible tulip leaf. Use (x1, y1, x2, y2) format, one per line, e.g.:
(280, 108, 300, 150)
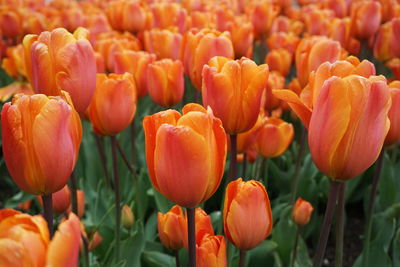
(142, 251, 175, 267)
(120, 220, 145, 267)
(392, 228, 400, 266)
(378, 156, 398, 210)
(144, 212, 158, 241)
(247, 240, 277, 267)
(151, 188, 174, 213)
(4, 191, 34, 208)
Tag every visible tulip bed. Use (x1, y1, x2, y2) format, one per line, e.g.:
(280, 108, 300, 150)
(1, 0, 400, 267)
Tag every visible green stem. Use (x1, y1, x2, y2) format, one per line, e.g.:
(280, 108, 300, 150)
(70, 171, 78, 215)
(313, 180, 342, 267)
(362, 150, 385, 266)
(94, 134, 112, 188)
(290, 128, 307, 204)
(335, 182, 346, 267)
(187, 207, 196, 267)
(229, 134, 238, 181)
(130, 120, 137, 166)
(110, 136, 121, 262)
(43, 194, 53, 238)
(290, 226, 300, 267)
(239, 250, 246, 267)
(116, 139, 137, 179)
(81, 233, 90, 267)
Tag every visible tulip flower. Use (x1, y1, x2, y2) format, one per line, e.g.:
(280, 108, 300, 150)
(223, 178, 273, 251)
(202, 56, 268, 134)
(157, 205, 187, 250)
(237, 110, 265, 154)
(184, 207, 215, 249)
(350, 1, 381, 39)
(0, 6, 23, 40)
(302, 6, 334, 36)
(385, 81, 400, 146)
(38, 185, 71, 214)
(147, 59, 184, 107)
(89, 231, 103, 251)
(143, 103, 227, 208)
(106, 0, 148, 33)
(246, 0, 279, 38)
(0, 82, 33, 102)
(263, 71, 286, 111)
(197, 233, 227, 267)
(2, 44, 26, 79)
(87, 73, 137, 136)
(329, 18, 360, 56)
(143, 28, 183, 60)
(183, 28, 234, 90)
(292, 198, 314, 226)
(295, 36, 342, 88)
(23, 27, 96, 115)
(266, 32, 300, 56)
(114, 50, 156, 98)
(374, 18, 400, 61)
(150, 2, 187, 31)
(121, 205, 135, 229)
(270, 15, 304, 36)
(265, 48, 292, 77)
(2, 93, 82, 196)
(256, 117, 294, 158)
(227, 16, 254, 59)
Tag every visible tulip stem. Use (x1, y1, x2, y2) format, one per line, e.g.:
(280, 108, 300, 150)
(186, 207, 196, 267)
(335, 182, 346, 267)
(290, 128, 307, 204)
(242, 153, 247, 178)
(94, 134, 112, 188)
(70, 171, 78, 215)
(42, 194, 53, 238)
(362, 150, 385, 266)
(130, 120, 137, 166)
(313, 180, 342, 267)
(256, 157, 268, 182)
(239, 250, 246, 267)
(175, 250, 180, 267)
(290, 225, 300, 267)
(230, 134, 238, 181)
(81, 233, 90, 267)
(110, 136, 121, 262)
(116, 139, 138, 179)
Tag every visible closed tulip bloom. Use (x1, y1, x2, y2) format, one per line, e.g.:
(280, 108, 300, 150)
(184, 207, 215, 249)
(374, 18, 400, 61)
(246, 0, 279, 38)
(150, 2, 187, 31)
(197, 234, 227, 267)
(223, 178, 273, 250)
(143, 28, 183, 60)
(157, 205, 187, 250)
(143, 103, 227, 207)
(256, 117, 294, 158)
(2, 44, 26, 79)
(88, 73, 137, 136)
(266, 32, 300, 56)
(0, 82, 33, 102)
(88, 231, 103, 251)
(0, 6, 23, 39)
(147, 59, 184, 107)
(202, 56, 268, 134)
(386, 58, 400, 80)
(295, 36, 342, 88)
(2, 93, 82, 195)
(385, 81, 400, 146)
(121, 205, 135, 229)
(329, 17, 360, 55)
(302, 6, 334, 36)
(350, 1, 381, 39)
(183, 29, 234, 90)
(106, 0, 148, 33)
(38, 185, 71, 214)
(114, 50, 156, 98)
(263, 71, 286, 111)
(265, 48, 292, 77)
(228, 16, 254, 59)
(23, 27, 96, 115)
(292, 198, 314, 226)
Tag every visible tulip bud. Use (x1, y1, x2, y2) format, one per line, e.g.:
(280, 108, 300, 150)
(157, 205, 187, 250)
(350, 1, 381, 39)
(147, 59, 184, 107)
(89, 231, 103, 251)
(143, 28, 183, 60)
(106, 0, 147, 33)
(292, 198, 314, 226)
(38, 185, 71, 214)
(143, 104, 227, 208)
(2, 93, 82, 195)
(202, 56, 268, 134)
(121, 205, 135, 229)
(265, 48, 292, 77)
(223, 178, 273, 250)
(374, 18, 400, 61)
(88, 73, 137, 136)
(196, 234, 227, 267)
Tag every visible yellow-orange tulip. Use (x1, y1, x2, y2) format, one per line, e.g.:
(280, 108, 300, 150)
(114, 50, 156, 98)
(265, 48, 292, 77)
(227, 16, 254, 59)
(385, 81, 400, 146)
(302, 6, 334, 36)
(23, 27, 96, 115)
(2, 93, 82, 195)
(197, 234, 227, 267)
(223, 178, 272, 250)
(2, 44, 26, 79)
(106, 0, 148, 33)
(292, 198, 314, 226)
(87, 73, 137, 136)
(147, 59, 184, 107)
(150, 2, 187, 31)
(374, 18, 400, 61)
(157, 205, 187, 250)
(143, 28, 183, 60)
(38, 185, 71, 214)
(0, 6, 23, 40)
(183, 29, 234, 90)
(0, 82, 33, 102)
(202, 56, 268, 134)
(143, 103, 227, 208)
(350, 1, 381, 39)
(256, 117, 294, 158)
(237, 110, 265, 154)
(266, 32, 300, 56)
(246, 0, 279, 38)
(184, 207, 215, 249)
(263, 71, 286, 111)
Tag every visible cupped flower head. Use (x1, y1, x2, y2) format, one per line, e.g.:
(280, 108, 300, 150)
(157, 205, 187, 250)
(223, 178, 273, 250)
(292, 198, 314, 226)
(143, 103, 227, 208)
(385, 81, 400, 146)
(2, 92, 82, 195)
(202, 56, 268, 134)
(196, 234, 227, 267)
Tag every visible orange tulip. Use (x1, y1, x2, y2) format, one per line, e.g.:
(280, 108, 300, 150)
(114, 50, 156, 98)
(256, 117, 294, 158)
(350, 1, 381, 39)
(196, 234, 227, 267)
(143, 103, 227, 208)
(246, 0, 279, 38)
(292, 198, 314, 226)
(2, 44, 26, 79)
(88, 73, 137, 136)
(150, 2, 187, 31)
(23, 27, 96, 115)
(223, 178, 272, 250)
(265, 48, 292, 77)
(373, 18, 400, 61)
(270, 15, 304, 36)
(147, 59, 184, 107)
(295, 36, 342, 88)
(143, 28, 183, 60)
(385, 81, 400, 146)
(183, 28, 234, 90)
(121, 205, 135, 229)
(38, 185, 71, 214)
(0, 82, 33, 102)
(2, 93, 82, 195)
(329, 17, 360, 56)
(106, 0, 148, 33)
(323, 0, 348, 18)
(202, 56, 268, 134)
(227, 16, 254, 59)
(263, 71, 286, 111)
(157, 205, 187, 250)
(67, 189, 85, 218)
(237, 110, 265, 154)
(184, 207, 215, 249)
(302, 6, 334, 36)
(88, 231, 103, 251)
(266, 32, 300, 56)
(0, 6, 23, 40)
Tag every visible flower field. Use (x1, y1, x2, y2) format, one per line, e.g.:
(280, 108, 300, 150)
(0, 0, 400, 266)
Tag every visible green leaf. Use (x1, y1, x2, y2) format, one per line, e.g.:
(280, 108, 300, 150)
(4, 191, 34, 208)
(142, 251, 175, 267)
(247, 240, 278, 267)
(120, 220, 145, 267)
